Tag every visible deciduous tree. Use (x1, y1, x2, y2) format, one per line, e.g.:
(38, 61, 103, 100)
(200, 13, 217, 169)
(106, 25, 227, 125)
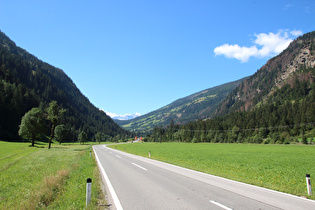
(18, 107, 45, 146)
(54, 124, 68, 144)
(78, 131, 88, 144)
(46, 101, 66, 149)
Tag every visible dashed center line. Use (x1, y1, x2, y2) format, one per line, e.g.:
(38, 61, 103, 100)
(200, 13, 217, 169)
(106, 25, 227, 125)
(132, 162, 148, 171)
(210, 200, 233, 210)
(116, 155, 122, 158)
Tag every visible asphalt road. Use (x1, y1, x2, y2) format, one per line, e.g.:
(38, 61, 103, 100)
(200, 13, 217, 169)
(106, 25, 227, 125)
(93, 145, 315, 210)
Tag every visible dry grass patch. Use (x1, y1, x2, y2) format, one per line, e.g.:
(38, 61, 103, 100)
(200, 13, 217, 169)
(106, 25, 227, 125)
(1, 142, 104, 209)
(29, 169, 71, 209)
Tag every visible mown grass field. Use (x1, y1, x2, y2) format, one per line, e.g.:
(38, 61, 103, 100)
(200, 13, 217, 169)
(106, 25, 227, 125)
(109, 142, 315, 199)
(0, 141, 106, 209)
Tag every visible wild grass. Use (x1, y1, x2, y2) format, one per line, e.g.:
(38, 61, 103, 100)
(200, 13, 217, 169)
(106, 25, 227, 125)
(109, 142, 315, 200)
(0, 141, 106, 209)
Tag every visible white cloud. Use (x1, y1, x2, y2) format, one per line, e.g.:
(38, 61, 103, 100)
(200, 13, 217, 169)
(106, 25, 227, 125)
(214, 30, 303, 63)
(104, 111, 118, 118)
(290, 30, 303, 36)
(254, 31, 292, 57)
(214, 44, 258, 63)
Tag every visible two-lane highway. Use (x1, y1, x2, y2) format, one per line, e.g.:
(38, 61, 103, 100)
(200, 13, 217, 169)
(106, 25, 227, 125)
(93, 145, 315, 210)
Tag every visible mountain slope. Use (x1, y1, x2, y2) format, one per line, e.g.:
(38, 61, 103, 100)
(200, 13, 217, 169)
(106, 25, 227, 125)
(216, 31, 315, 116)
(147, 31, 315, 143)
(117, 77, 246, 133)
(0, 30, 130, 140)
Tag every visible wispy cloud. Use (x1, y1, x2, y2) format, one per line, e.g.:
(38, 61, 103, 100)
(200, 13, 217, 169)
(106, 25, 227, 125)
(284, 3, 294, 10)
(214, 30, 303, 63)
(290, 30, 303, 36)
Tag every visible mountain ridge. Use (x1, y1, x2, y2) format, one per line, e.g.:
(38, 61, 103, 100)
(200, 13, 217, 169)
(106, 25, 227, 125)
(146, 31, 315, 143)
(0, 30, 130, 140)
(117, 77, 247, 134)
(215, 31, 315, 116)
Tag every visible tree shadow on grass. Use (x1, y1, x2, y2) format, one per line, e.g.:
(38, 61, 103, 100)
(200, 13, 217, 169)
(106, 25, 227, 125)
(28, 145, 45, 148)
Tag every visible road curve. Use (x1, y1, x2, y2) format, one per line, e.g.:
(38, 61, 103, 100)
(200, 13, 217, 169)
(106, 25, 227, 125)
(93, 145, 315, 210)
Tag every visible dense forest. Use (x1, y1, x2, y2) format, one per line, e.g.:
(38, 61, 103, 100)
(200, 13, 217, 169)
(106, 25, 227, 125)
(147, 70, 315, 144)
(145, 31, 315, 144)
(0, 30, 131, 141)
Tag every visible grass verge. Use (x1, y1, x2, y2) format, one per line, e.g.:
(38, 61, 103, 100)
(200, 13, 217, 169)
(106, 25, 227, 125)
(109, 142, 315, 200)
(0, 141, 106, 209)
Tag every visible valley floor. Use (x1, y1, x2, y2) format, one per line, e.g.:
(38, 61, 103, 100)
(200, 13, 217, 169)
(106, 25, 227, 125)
(0, 141, 106, 209)
(109, 142, 315, 200)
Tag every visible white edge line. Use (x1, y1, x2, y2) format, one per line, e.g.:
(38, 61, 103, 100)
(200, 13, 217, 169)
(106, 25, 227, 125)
(93, 146, 124, 210)
(210, 200, 233, 210)
(132, 162, 148, 171)
(107, 145, 315, 204)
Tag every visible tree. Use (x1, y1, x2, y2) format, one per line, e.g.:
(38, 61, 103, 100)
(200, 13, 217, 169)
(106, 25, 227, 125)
(78, 131, 88, 144)
(229, 126, 240, 143)
(54, 124, 68, 144)
(46, 101, 66, 149)
(95, 132, 105, 144)
(18, 107, 45, 146)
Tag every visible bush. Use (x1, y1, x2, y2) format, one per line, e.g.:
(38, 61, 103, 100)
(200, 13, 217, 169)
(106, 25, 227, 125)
(254, 135, 263, 144)
(302, 135, 308, 144)
(191, 137, 198, 143)
(280, 131, 290, 144)
(284, 140, 290, 145)
(263, 138, 270, 144)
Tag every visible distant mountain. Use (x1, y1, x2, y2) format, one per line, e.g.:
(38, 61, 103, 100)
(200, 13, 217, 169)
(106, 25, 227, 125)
(102, 110, 141, 120)
(147, 31, 315, 143)
(116, 77, 247, 133)
(215, 31, 315, 117)
(112, 113, 141, 121)
(0, 30, 130, 140)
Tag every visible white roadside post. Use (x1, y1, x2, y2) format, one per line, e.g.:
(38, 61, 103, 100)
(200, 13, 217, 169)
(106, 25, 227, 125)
(149, 151, 151, 158)
(86, 178, 92, 206)
(306, 174, 312, 195)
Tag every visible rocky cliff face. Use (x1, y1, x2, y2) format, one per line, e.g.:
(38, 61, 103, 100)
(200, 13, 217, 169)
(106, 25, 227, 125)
(216, 31, 315, 116)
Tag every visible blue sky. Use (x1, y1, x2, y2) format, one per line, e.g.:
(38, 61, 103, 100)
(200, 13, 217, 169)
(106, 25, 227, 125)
(0, 0, 314, 118)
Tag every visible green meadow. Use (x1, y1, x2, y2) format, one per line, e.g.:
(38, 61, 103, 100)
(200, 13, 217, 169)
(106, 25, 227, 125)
(109, 142, 315, 199)
(0, 141, 106, 209)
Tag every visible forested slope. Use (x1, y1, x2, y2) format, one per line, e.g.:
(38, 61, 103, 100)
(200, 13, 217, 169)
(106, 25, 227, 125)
(147, 31, 315, 143)
(216, 31, 315, 116)
(0, 30, 130, 140)
(117, 78, 246, 134)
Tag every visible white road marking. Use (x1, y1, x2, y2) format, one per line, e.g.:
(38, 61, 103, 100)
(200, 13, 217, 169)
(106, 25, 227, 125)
(132, 162, 148, 171)
(109, 151, 112, 154)
(210, 200, 233, 210)
(93, 147, 124, 210)
(116, 155, 122, 158)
